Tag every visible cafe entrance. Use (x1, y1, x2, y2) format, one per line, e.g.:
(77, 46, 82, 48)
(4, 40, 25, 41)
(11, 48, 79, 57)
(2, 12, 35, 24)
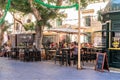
(96, 0, 120, 68)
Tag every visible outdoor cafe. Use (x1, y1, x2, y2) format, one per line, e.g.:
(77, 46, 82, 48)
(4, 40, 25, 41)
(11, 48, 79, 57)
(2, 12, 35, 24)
(0, 27, 99, 67)
(1, 32, 41, 61)
(41, 27, 98, 66)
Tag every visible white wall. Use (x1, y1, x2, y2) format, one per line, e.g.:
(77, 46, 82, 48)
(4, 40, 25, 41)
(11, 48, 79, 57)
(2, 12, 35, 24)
(62, 8, 78, 26)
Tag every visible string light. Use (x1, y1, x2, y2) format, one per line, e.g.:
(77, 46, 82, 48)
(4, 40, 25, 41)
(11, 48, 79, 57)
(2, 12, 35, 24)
(0, 0, 78, 25)
(0, 0, 11, 25)
(34, 0, 78, 10)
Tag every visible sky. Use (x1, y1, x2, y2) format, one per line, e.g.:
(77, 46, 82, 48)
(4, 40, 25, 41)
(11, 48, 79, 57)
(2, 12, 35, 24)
(5, 12, 13, 23)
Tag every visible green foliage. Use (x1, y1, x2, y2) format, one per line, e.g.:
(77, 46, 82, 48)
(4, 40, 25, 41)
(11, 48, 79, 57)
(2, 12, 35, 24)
(24, 22, 35, 31)
(10, 0, 32, 13)
(0, 0, 97, 29)
(0, 0, 7, 9)
(81, 0, 88, 7)
(35, 0, 78, 9)
(0, 0, 61, 29)
(0, 0, 31, 13)
(2, 21, 13, 32)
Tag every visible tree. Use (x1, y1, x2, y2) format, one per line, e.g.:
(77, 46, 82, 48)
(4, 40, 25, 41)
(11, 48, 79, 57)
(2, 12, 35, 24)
(0, 0, 61, 49)
(0, 21, 13, 46)
(0, 0, 96, 49)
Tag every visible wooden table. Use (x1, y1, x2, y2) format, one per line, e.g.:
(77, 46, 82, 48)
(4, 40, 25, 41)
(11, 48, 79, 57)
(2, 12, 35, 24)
(48, 49, 56, 59)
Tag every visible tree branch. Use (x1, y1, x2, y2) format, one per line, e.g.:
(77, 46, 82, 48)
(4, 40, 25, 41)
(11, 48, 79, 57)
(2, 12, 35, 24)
(28, 0, 41, 21)
(56, 0, 63, 6)
(11, 13, 25, 27)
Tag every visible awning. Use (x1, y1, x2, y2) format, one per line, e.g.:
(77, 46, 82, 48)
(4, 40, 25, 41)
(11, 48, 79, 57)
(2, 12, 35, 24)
(43, 31, 57, 36)
(94, 30, 120, 33)
(47, 28, 88, 35)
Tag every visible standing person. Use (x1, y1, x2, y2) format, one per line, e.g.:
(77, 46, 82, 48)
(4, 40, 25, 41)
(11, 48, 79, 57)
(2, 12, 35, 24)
(72, 42, 78, 65)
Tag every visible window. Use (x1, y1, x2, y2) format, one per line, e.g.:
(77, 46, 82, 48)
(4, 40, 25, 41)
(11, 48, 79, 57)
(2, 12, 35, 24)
(85, 16, 91, 27)
(56, 19, 62, 27)
(111, 32, 120, 48)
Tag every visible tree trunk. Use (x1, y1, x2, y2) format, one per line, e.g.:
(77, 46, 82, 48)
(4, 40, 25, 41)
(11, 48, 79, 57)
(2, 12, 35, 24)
(28, 0, 63, 50)
(35, 25, 43, 49)
(0, 23, 5, 46)
(28, 0, 43, 50)
(29, 0, 41, 21)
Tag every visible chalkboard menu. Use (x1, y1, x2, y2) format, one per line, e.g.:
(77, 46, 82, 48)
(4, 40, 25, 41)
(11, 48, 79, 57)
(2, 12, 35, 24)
(95, 53, 109, 72)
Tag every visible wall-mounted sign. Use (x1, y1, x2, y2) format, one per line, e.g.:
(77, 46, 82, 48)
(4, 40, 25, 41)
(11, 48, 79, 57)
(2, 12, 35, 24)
(82, 9, 94, 14)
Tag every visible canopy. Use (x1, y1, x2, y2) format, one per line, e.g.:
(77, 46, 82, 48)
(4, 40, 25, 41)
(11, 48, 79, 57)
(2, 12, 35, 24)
(94, 30, 120, 33)
(43, 31, 57, 36)
(47, 28, 87, 35)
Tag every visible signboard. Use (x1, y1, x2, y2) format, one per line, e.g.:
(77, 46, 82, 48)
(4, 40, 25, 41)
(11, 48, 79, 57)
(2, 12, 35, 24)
(95, 53, 109, 72)
(17, 34, 34, 43)
(82, 9, 94, 14)
(112, 21, 120, 30)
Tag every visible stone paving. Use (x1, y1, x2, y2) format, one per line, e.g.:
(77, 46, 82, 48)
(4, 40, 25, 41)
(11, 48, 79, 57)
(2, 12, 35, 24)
(0, 57, 120, 80)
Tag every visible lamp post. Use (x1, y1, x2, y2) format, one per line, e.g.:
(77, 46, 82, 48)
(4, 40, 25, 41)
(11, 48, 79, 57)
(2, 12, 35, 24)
(77, 0, 82, 69)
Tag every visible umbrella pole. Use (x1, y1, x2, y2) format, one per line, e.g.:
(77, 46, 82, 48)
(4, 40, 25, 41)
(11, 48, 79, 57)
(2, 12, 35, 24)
(57, 33, 59, 45)
(77, 0, 82, 70)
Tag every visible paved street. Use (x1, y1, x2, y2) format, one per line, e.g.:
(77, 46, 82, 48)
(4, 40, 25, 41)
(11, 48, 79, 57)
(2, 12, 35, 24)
(0, 57, 120, 80)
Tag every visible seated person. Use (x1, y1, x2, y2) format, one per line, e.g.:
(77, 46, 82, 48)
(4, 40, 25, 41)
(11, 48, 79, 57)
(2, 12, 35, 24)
(50, 42, 58, 50)
(4, 44, 11, 52)
(3, 43, 11, 57)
